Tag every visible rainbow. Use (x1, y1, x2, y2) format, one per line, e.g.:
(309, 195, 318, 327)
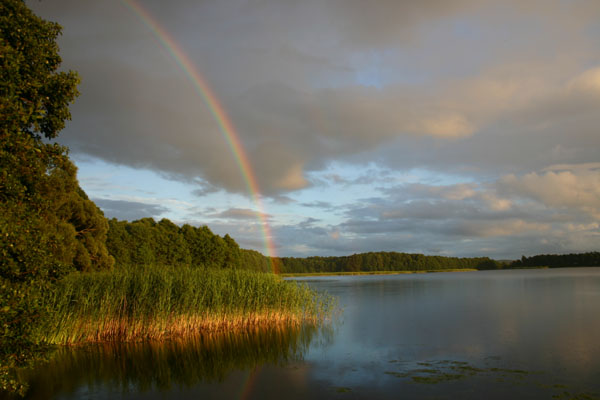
(237, 366, 261, 400)
(120, 0, 278, 273)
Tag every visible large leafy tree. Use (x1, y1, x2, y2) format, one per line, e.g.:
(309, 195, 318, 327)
(1, 0, 113, 393)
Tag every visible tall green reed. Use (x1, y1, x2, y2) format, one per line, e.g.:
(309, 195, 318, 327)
(34, 265, 334, 344)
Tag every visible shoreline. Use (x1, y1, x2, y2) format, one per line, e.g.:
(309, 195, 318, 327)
(280, 266, 579, 277)
(281, 269, 479, 277)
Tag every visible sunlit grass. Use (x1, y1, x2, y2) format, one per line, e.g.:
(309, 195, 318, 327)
(33, 265, 335, 344)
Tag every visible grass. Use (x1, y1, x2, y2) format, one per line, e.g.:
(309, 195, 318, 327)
(281, 269, 478, 277)
(33, 265, 335, 345)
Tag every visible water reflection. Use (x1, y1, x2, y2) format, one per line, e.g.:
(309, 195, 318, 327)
(13, 324, 325, 400)
(295, 268, 600, 398)
(5, 268, 600, 400)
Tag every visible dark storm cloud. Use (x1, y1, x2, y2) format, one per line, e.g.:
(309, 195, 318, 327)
(29, 0, 600, 197)
(93, 198, 169, 221)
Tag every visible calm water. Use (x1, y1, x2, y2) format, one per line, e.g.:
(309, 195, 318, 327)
(9, 268, 600, 399)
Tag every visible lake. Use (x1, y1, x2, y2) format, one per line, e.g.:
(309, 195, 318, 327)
(8, 267, 600, 399)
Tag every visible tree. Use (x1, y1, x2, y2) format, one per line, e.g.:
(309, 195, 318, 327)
(223, 234, 241, 268)
(154, 218, 191, 266)
(1, 0, 111, 392)
(59, 187, 114, 271)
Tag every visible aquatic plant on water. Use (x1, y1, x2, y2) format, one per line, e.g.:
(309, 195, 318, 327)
(33, 265, 335, 344)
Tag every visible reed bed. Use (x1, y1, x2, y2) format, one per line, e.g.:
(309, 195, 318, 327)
(34, 265, 335, 345)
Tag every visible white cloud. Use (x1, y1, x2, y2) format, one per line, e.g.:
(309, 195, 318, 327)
(457, 219, 551, 238)
(568, 67, 600, 94)
(498, 165, 600, 218)
(417, 113, 475, 138)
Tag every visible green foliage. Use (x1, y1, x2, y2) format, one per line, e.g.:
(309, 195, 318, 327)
(33, 265, 335, 344)
(106, 218, 270, 271)
(276, 251, 600, 274)
(240, 248, 272, 272)
(58, 187, 114, 272)
(1, 0, 113, 393)
(275, 252, 501, 274)
(510, 252, 600, 268)
(0, 0, 79, 141)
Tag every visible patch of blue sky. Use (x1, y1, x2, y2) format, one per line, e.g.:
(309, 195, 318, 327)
(74, 156, 256, 223)
(73, 155, 477, 234)
(356, 59, 430, 88)
(310, 48, 430, 90)
(309, 161, 475, 191)
(286, 162, 426, 226)
(351, 51, 388, 89)
(406, 168, 477, 187)
(74, 157, 173, 198)
(286, 161, 479, 229)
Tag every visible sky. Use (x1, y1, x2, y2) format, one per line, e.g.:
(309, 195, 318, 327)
(28, 0, 600, 260)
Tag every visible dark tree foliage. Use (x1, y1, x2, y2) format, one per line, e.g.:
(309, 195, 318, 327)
(105, 218, 270, 272)
(275, 251, 600, 274)
(510, 252, 600, 268)
(274, 252, 501, 273)
(239, 248, 272, 272)
(1, 0, 112, 393)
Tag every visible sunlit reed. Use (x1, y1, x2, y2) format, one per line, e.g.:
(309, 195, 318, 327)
(34, 266, 335, 344)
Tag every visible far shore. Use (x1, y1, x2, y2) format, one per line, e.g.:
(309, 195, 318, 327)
(279, 266, 562, 277)
(281, 269, 479, 277)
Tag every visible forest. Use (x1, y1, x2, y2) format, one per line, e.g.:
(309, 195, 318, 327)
(275, 253, 500, 273)
(509, 252, 600, 268)
(105, 218, 271, 272)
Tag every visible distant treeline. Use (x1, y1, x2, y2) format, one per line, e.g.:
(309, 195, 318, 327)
(273, 252, 500, 273)
(104, 222, 502, 273)
(106, 218, 271, 272)
(103, 221, 600, 274)
(509, 252, 600, 268)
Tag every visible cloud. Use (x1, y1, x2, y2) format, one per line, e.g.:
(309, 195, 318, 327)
(414, 113, 475, 138)
(568, 67, 600, 94)
(299, 217, 321, 228)
(27, 0, 600, 259)
(300, 201, 335, 210)
(29, 0, 600, 198)
(452, 220, 551, 238)
(497, 165, 600, 218)
(93, 198, 169, 221)
(212, 208, 272, 220)
(191, 182, 221, 197)
(175, 164, 599, 259)
(287, 165, 599, 257)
